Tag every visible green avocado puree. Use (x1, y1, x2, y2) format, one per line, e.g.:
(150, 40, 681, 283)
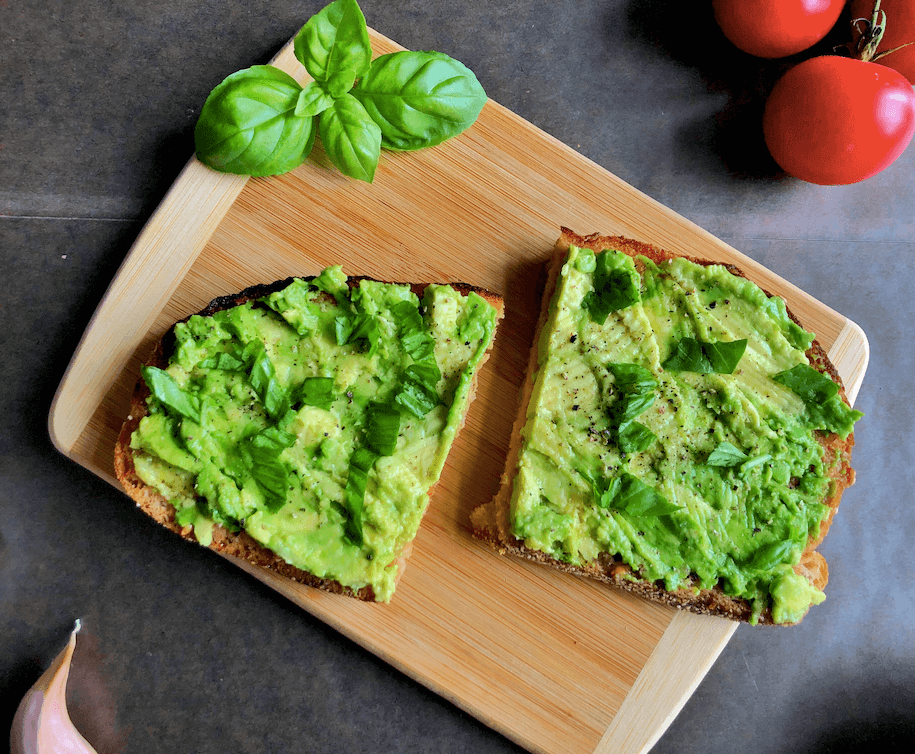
(511, 246, 860, 624)
(130, 267, 498, 601)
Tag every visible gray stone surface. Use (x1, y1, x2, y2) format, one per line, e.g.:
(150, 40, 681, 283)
(2, 1, 912, 752)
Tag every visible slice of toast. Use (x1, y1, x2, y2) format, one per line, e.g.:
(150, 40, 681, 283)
(116, 269, 503, 602)
(471, 229, 858, 624)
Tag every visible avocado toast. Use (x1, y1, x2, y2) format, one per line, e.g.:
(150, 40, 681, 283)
(115, 267, 502, 602)
(471, 229, 860, 625)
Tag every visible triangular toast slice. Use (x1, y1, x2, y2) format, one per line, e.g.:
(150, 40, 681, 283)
(472, 229, 858, 624)
(116, 267, 502, 601)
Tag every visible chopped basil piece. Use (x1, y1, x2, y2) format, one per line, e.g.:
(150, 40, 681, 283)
(300, 376, 336, 409)
(608, 363, 658, 453)
(582, 250, 641, 324)
(246, 426, 297, 513)
(662, 337, 748, 374)
(343, 447, 378, 546)
(772, 364, 863, 438)
(365, 402, 401, 456)
(249, 350, 291, 420)
(595, 472, 679, 517)
(142, 366, 201, 424)
(707, 441, 749, 467)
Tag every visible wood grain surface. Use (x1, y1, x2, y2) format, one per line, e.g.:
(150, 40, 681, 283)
(49, 29, 868, 754)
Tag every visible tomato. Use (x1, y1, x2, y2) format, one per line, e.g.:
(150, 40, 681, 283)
(850, 0, 915, 85)
(713, 0, 845, 58)
(762, 56, 915, 184)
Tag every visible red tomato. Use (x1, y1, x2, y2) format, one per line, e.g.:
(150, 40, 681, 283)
(713, 0, 845, 58)
(763, 56, 915, 184)
(850, 0, 915, 85)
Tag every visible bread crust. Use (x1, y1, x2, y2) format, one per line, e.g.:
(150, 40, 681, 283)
(470, 228, 856, 625)
(115, 274, 503, 601)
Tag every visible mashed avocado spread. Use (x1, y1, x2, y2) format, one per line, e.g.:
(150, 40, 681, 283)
(130, 267, 498, 601)
(511, 246, 861, 624)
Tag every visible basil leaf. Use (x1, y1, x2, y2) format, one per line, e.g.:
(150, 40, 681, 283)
(404, 362, 441, 392)
(392, 300, 436, 362)
(334, 314, 355, 345)
(706, 441, 748, 467)
(662, 337, 747, 374)
(703, 338, 748, 374)
(594, 472, 679, 517)
(352, 50, 487, 151)
(293, 0, 372, 85)
(608, 364, 657, 453)
(365, 402, 401, 456)
(614, 474, 680, 517)
(246, 427, 296, 513)
(772, 364, 863, 438)
(582, 251, 641, 324)
(772, 363, 839, 404)
(617, 421, 657, 454)
(142, 366, 201, 423)
(393, 376, 438, 418)
(300, 376, 336, 409)
(319, 94, 382, 182)
(194, 66, 317, 177)
(343, 447, 378, 545)
(295, 81, 336, 118)
(197, 352, 245, 372)
(249, 350, 290, 420)
(343, 311, 382, 355)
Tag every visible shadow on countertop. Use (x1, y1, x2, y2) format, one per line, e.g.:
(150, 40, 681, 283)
(616, 0, 854, 181)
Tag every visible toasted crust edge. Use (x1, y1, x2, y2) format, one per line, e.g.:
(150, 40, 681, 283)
(114, 274, 504, 602)
(470, 228, 856, 625)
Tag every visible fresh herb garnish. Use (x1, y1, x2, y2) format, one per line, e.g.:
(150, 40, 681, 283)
(772, 363, 863, 438)
(608, 363, 658, 453)
(300, 376, 336, 409)
(662, 337, 747, 374)
(343, 447, 378, 545)
(365, 402, 401, 456)
(142, 366, 202, 423)
(595, 472, 680, 517)
(194, 0, 486, 182)
(249, 349, 291, 420)
(582, 250, 641, 324)
(706, 441, 748, 467)
(245, 426, 297, 513)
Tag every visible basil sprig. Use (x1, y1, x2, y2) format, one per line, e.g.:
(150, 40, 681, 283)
(194, 0, 486, 182)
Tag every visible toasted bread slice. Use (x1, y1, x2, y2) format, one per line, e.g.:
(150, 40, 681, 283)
(116, 270, 503, 602)
(471, 229, 857, 624)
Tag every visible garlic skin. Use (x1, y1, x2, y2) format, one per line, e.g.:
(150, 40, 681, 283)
(11, 620, 99, 754)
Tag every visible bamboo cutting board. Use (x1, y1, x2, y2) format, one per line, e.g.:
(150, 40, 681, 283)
(49, 29, 868, 754)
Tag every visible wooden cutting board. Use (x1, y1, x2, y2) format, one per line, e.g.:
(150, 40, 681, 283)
(49, 28, 868, 754)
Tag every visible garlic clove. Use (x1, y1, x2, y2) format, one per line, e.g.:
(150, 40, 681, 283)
(10, 620, 99, 754)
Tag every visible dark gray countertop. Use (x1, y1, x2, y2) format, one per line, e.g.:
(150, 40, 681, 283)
(3, 1, 912, 752)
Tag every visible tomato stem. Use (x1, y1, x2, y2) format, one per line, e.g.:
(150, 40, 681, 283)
(852, 1, 915, 66)
(851, 0, 887, 62)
